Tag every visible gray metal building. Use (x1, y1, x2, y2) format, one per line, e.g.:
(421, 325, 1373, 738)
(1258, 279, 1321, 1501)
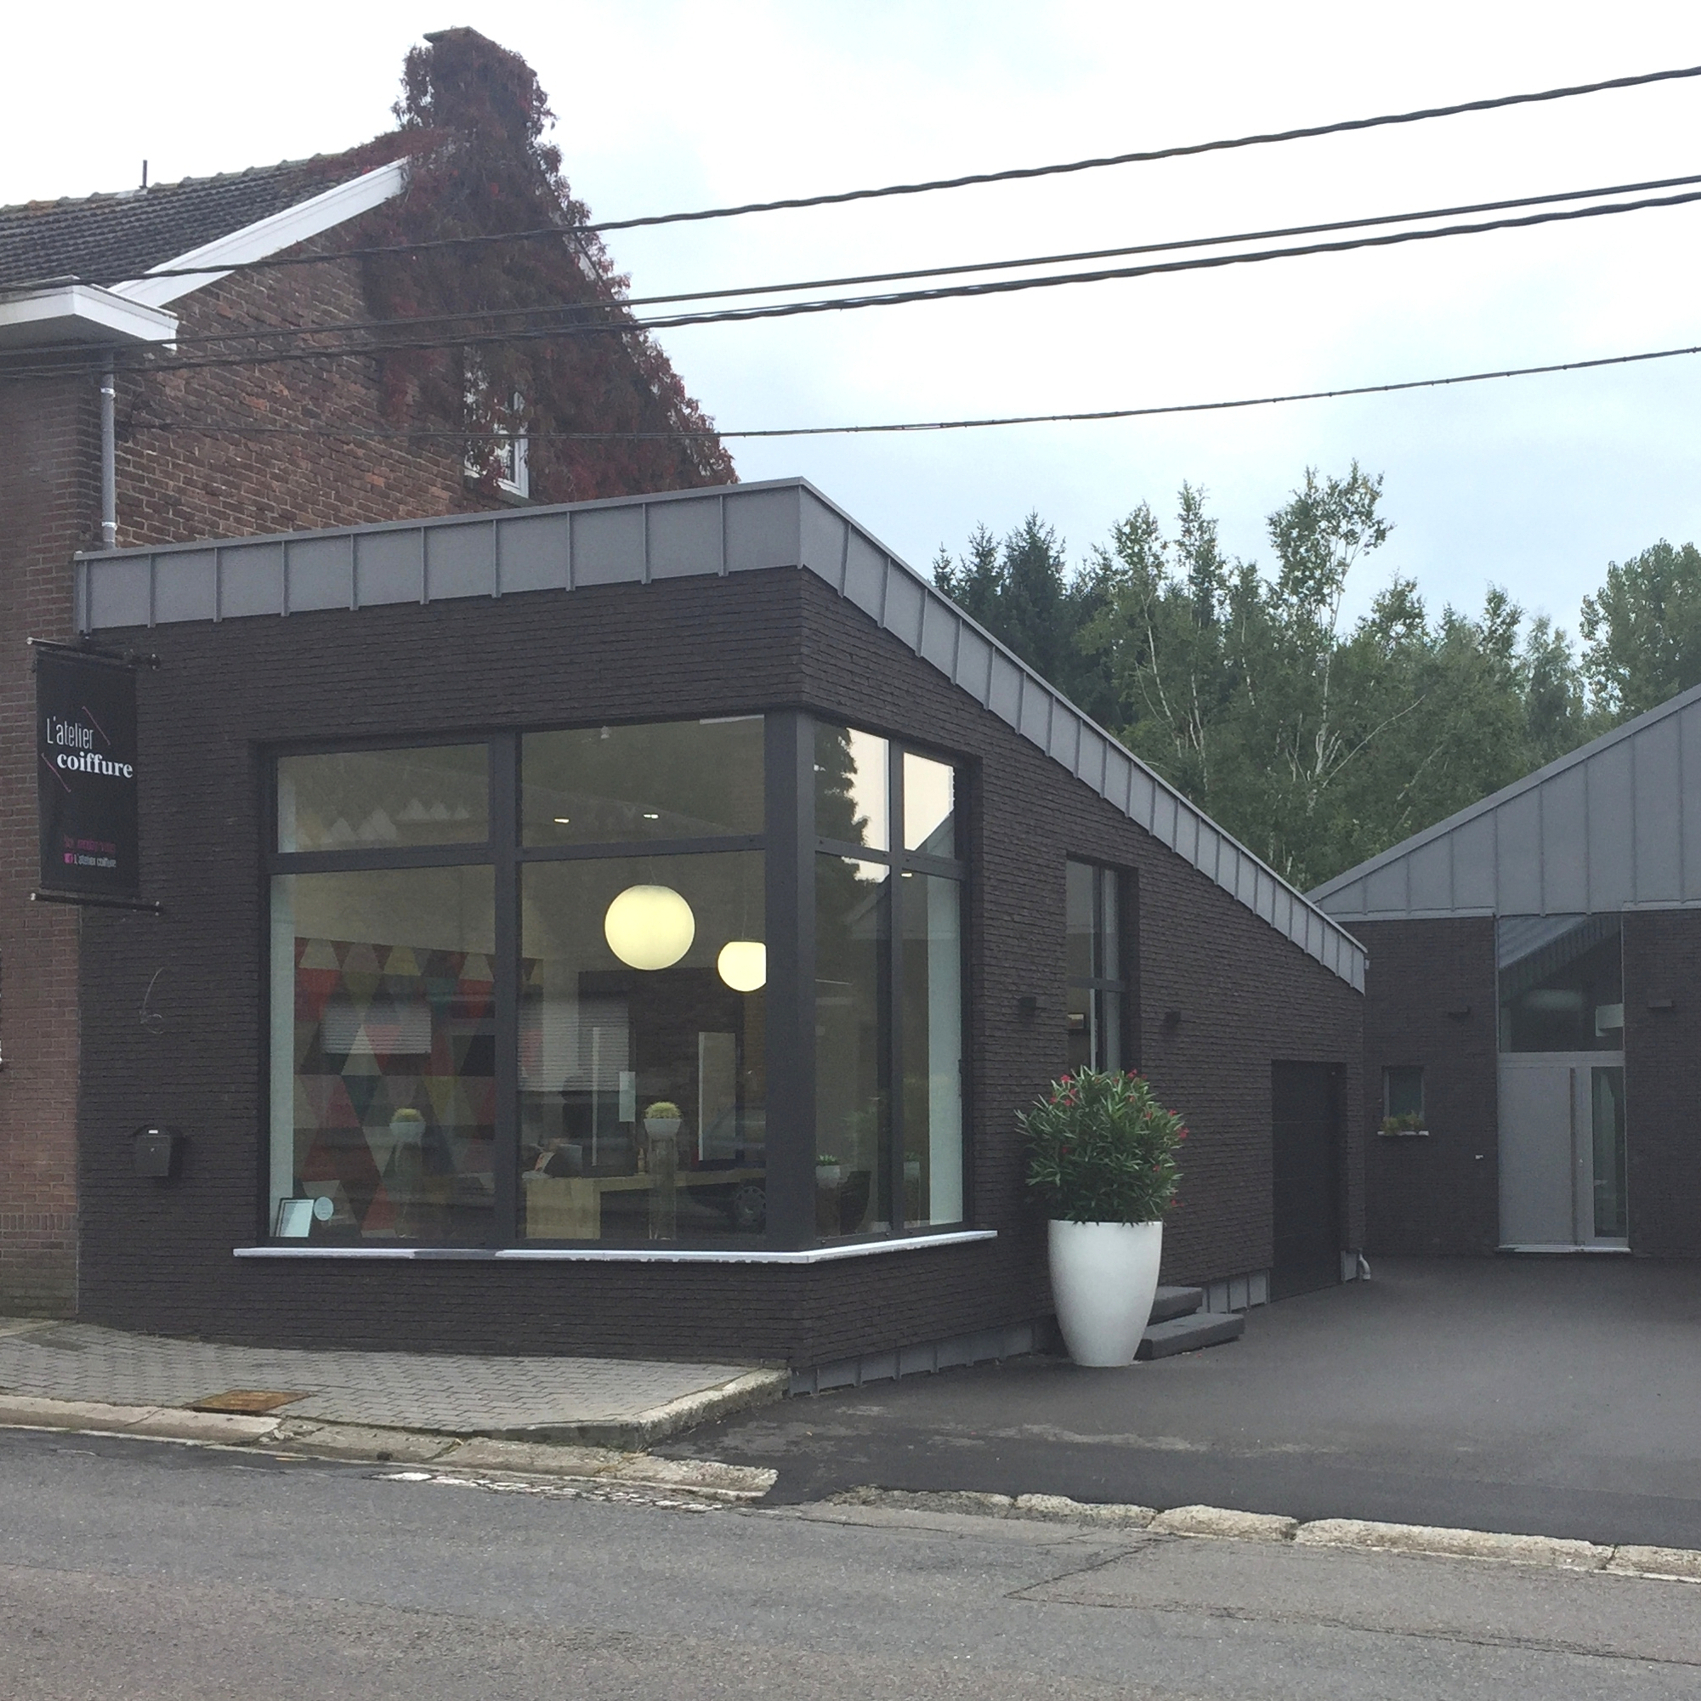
(1312, 681, 1701, 1258)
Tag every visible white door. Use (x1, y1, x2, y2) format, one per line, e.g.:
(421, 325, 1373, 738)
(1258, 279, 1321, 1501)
(1498, 1053, 1628, 1249)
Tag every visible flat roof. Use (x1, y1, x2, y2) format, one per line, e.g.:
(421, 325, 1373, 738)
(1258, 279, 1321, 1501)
(75, 478, 1363, 988)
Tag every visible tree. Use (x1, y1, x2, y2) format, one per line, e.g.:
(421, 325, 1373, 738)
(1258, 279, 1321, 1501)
(1579, 541, 1701, 719)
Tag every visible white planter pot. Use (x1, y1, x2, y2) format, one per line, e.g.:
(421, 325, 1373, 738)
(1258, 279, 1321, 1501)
(1048, 1219, 1164, 1367)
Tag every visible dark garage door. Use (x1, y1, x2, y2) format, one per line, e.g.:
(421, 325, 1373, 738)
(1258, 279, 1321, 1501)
(1271, 1063, 1341, 1299)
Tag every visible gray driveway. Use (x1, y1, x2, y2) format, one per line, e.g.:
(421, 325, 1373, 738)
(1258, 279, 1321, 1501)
(666, 1256, 1701, 1547)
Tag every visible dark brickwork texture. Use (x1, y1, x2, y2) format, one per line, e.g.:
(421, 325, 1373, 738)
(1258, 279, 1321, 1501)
(0, 234, 514, 1314)
(1354, 911, 1701, 1260)
(74, 567, 1362, 1366)
(1350, 917, 1501, 1257)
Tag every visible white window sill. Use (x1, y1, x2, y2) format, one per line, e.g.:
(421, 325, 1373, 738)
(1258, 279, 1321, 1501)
(233, 1229, 996, 1265)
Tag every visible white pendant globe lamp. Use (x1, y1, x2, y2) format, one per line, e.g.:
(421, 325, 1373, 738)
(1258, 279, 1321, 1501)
(604, 884, 695, 970)
(716, 940, 767, 992)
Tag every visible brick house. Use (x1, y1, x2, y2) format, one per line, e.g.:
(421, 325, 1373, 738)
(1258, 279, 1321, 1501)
(0, 29, 731, 1314)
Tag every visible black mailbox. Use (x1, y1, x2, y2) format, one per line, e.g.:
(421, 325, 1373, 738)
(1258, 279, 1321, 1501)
(132, 1126, 182, 1179)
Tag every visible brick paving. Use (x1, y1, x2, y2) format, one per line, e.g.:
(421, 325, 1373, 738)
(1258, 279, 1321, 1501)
(0, 1319, 752, 1432)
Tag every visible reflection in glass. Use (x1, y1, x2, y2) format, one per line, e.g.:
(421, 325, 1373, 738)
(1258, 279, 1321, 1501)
(1497, 916, 1623, 1052)
(522, 719, 763, 846)
(277, 745, 488, 851)
(520, 853, 765, 1241)
(1592, 1066, 1628, 1238)
(1383, 1065, 1425, 1121)
(269, 866, 497, 1243)
(1065, 859, 1125, 1071)
(815, 724, 889, 851)
(902, 753, 955, 855)
(901, 871, 963, 1224)
(816, 856, 890, 1235)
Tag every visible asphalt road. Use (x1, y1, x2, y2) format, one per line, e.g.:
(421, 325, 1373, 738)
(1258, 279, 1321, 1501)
(0, 1426, 1698, 1700)
(668, 1257, 1701, 1547)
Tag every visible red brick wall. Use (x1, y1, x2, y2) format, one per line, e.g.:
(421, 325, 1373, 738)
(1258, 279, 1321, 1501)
(0, 373, 97, 1311)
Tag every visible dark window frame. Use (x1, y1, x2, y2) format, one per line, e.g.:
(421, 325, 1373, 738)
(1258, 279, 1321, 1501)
(1381, 1063, 1425, 1124)
(1064, 857, 1136, 1073)
(261, 712, 972, 1252)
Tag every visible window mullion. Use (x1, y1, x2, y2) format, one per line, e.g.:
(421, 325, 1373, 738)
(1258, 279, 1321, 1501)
(491, 733, 520, 1247)
(889, 750, 906, 1234)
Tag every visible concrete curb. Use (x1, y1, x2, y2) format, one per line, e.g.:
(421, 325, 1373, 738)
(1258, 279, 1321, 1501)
(0, 1393, 777, 1499)
(822, 1487, 1701, 1580)
(480, 1368, 789, 1450)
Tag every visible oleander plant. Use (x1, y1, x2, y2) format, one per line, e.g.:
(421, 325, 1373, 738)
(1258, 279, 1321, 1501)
(1022, 1069, 1186, 1224)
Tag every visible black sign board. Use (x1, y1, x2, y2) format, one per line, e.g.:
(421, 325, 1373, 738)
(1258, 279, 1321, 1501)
(35, 644, 141, 903)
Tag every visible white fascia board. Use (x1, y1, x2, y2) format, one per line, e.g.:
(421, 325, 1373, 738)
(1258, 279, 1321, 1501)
(113, 158, 409, 309)
(0, 281, 178, 348)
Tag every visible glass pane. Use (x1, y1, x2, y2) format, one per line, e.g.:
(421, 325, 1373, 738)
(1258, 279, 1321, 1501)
(901, 871, 964, 1225)
(1099, 873, 1120, 983)
(816, 855, 890, 1236)
(520, 852, 765, 1242)
(902, 753, 956, 856)
(278, 745, 488, 851)
(269, 866, 496, 1244)
(1497, 915, 1623, 1052)
(815, 724, 889, 852)
(1592, 1066, 1628, 1238)
(522, 719, 763, 846)
(1065, 859, 1095, 985)
(1384, 1065, 1424, 1121)
(1096, 988, 1123, 1073)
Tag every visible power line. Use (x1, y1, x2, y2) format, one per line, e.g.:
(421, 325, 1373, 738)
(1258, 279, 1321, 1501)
(3, 181, 1691, 385)
(118, 340, 1701, 442)
(34, 60, 1701, 291)
(31, 169, 1701, 359)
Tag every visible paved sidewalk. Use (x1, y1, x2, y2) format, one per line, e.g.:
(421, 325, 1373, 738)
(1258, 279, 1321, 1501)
(0, 1317, 783, 1446)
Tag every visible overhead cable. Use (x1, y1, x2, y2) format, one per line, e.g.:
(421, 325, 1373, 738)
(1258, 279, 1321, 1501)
(1, 181, 1693, 386)
(34, 60, 1701, 291)
(115, 340, 1701, 442)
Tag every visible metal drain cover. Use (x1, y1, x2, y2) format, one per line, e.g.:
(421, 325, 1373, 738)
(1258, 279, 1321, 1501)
(189, 1389, 309, 1414)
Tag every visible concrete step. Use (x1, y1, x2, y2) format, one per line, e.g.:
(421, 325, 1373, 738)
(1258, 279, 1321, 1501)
(1148, 1285, 1206, 1325)
(1137, 1309, 1246, 1360)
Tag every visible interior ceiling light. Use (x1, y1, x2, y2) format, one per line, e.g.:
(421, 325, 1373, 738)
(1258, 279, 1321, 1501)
(604, 884, 695, 970)
(553, 816, 571, 824)
(717, 940, 767, 993)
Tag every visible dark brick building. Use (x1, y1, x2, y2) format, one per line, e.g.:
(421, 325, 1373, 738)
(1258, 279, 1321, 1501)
(62, 482, 1365, 1375)
(0, 34, 730, 1315)
(1313, 682, 1701, 1260)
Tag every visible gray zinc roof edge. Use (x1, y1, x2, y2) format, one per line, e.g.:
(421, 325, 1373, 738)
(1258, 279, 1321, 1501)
(1308, 674, 1701, 909)
(74, 478, 1363, 989)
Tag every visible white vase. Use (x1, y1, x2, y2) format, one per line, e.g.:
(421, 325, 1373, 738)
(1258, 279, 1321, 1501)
(1047, 1219, 1164, 1367)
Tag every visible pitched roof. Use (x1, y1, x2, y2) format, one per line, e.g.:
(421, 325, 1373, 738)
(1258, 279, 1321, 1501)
(73, 478, 1366, 989)
(1309, 678, 1701, 920)
(0, 154, 384, 292)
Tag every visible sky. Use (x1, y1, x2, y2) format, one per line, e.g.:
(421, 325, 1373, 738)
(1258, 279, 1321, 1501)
(7, 1, 1701, 636)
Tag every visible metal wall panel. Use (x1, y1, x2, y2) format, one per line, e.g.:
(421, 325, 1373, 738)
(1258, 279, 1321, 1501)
(1586, 740, 1634, 911)
(219, 541, 284, 618)
(798, 490, 845, 580)
(495, 512, 569, 594)
(1539, 764, 1589, 913)
(842, 530, 886, 618)
(724, 486, 799, 572)
(571, 505, 645, 585)
(354, 528, 423, 607)
(1633, 712, 1682, 901)
(647, 495, 721, 580)
(1682, 703, 1701, 896)
(1496, 789, 1542, 913)
(153, 550, 216, 624)
(1407, 835, 1452, 912)
(424, 521, 495, 601)
(882, 570, 925, 652)
(1364, 859, 1408, 915)
(1451, 813, 1497, 911)
(284, 535, 352, 612)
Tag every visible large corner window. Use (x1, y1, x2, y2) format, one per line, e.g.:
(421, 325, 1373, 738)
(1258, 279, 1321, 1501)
(1497, 915, 1623, 1053)
(814, 726, 966, 1235)
(268, 715, 967, 1249)
(1065, 859, 1130, 1072)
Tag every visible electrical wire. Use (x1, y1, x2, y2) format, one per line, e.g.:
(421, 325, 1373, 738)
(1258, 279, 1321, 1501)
(2, 181, 1694, 385)
(117, 339, 1701, 442)
(26, 60, 1701, 291)
(25, 168, 1701, 358)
